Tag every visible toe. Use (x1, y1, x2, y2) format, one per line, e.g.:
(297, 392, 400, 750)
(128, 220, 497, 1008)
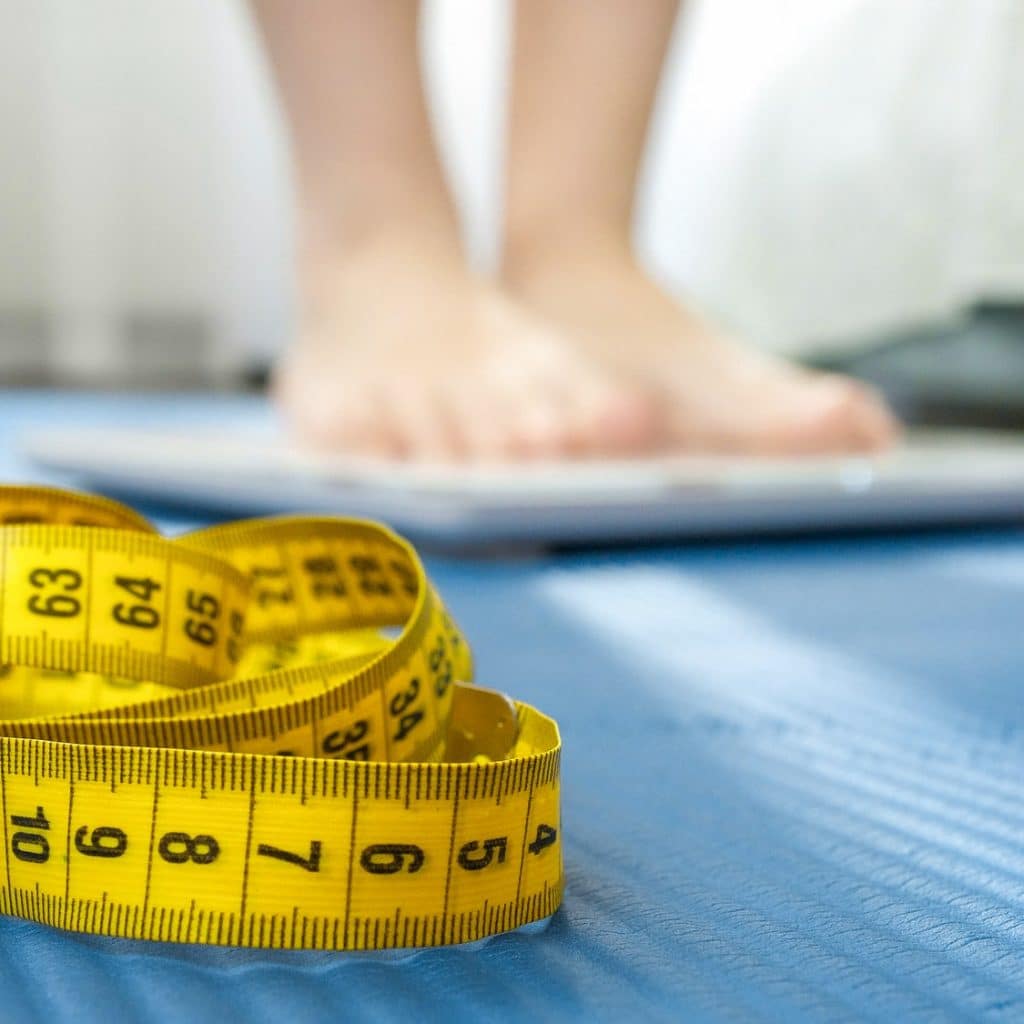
(383, 382, 459, 462)
(508, 396, 576, 460)
(850, 382, 902, 451)
(775, 376, 901, 455)
(448, 391, 514, 463)
(279, 360, 402, 458)
(328, 392, 403, 458)
(569, 380, 664, 457)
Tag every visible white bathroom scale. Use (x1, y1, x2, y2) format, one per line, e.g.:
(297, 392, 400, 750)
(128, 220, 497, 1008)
(21, 426, 1024, 549)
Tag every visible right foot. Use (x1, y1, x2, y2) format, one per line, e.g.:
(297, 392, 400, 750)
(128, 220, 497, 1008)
(274, 235, 659, 461)
(504, 238, 899, 455)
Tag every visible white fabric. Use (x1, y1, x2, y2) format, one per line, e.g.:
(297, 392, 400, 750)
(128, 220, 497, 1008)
(1, 0, 1020, 369)
(642, 0, 1024, 354)
(0, 0, 291, 378)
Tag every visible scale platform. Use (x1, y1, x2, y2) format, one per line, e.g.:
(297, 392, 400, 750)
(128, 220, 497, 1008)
(22, 426, 1024, 549)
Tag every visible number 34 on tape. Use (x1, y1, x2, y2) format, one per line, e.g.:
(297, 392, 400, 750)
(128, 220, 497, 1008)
(0, 485, 562, 950)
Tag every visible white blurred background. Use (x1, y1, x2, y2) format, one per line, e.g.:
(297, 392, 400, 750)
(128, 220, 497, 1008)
(1, 0, 1021, 388)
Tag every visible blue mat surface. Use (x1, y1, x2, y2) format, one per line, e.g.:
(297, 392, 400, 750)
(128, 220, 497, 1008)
(2, 391, 1024, 1023)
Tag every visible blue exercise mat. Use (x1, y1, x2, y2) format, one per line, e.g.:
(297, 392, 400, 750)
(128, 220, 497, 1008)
(2, 392, 1024, 1023)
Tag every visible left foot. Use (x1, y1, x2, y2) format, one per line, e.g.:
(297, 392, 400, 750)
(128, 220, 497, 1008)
(504, 238, 900, 455)
(275, 229, 660, 461)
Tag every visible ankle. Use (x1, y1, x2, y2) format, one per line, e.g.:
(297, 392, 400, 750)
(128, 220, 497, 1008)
(501, 222, 633, 292)
(299, 212, 467, 286)
(297, 163, 465, 267)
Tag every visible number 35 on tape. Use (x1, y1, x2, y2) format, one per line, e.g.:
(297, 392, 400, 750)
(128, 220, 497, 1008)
(0, 485, 562, 950)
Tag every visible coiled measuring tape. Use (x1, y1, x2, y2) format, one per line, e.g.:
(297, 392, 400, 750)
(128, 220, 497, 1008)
(0, 486, 561, 950)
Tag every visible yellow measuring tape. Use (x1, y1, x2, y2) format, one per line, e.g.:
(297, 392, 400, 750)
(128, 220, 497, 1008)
(0, 485, 561, 950)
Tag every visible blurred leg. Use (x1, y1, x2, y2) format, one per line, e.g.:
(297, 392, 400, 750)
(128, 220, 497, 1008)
(251, 0, 457, 259)
(503, 0, 898, 453)
(253, 0, 655, 460)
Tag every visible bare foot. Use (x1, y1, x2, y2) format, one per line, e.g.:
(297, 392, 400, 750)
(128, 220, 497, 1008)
(505, 238, 899, 454)
(275, 233, 658, 461)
